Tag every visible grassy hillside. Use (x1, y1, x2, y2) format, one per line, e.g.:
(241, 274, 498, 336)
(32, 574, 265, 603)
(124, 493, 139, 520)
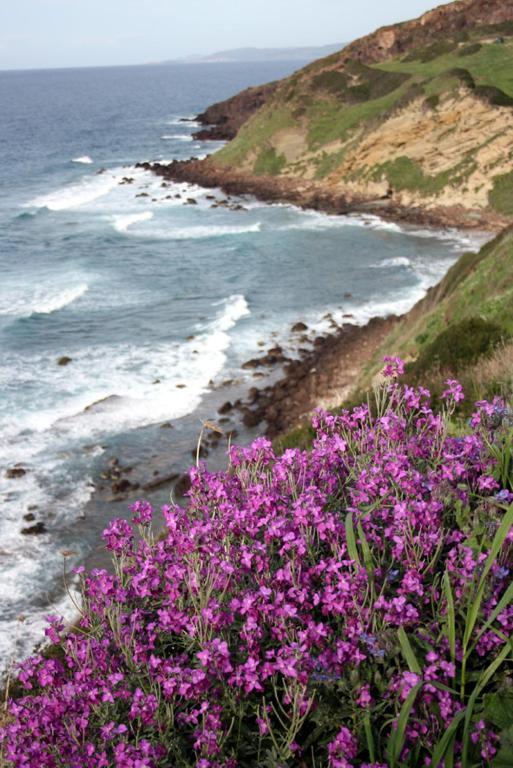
(209, 18, 513, 219)
(275, 227, 513, 452)
(355, 226, 513, 404)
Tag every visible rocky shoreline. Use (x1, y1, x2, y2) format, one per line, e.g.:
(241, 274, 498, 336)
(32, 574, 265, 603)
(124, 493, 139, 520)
(136, 158, 507, 232)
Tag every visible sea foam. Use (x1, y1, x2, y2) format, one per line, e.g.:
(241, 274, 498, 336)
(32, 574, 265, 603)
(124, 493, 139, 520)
(72, 156, 93, 164)
(0, 283, 89, 317)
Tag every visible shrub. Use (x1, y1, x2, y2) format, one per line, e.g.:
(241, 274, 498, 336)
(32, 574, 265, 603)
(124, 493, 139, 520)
(253, 147, 286, 176)
(2, 366, 513, 767)
(406, 317, 508, 380)
(489, 170, 513, 216)
(458, 43, 482, 57)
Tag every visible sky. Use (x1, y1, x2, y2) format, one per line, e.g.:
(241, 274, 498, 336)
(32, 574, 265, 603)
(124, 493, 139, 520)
(0, 0, 442, 71)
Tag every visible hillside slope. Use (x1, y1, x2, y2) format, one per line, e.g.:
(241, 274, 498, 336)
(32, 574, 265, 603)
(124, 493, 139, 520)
(185, 0, 513, 227)
(352, 224, 513, 407)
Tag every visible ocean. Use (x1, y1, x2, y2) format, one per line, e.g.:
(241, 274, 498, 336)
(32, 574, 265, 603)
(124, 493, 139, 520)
(0, 61, 486, 670)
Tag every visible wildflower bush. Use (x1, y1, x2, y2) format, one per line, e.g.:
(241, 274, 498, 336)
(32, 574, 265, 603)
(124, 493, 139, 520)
(2, 360, 513, 767)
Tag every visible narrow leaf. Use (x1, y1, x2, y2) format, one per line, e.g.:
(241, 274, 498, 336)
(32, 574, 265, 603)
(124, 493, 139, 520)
(345, 512, 362, 567)
(388, 683, 422, 768)
(398, 627, 421, 676)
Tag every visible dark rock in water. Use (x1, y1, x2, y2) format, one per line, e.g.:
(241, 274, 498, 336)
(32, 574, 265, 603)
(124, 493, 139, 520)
(21, 522, 47, 535)
(6, 466, 27, 479)
(218, 401, 233, 415)
(176, 383, 186, 389)
(291, 322, 308, 332)
(343, 313, 355, 319)
(142, 472, 179, 492)
(153, 379, 161, 385)
(160, 422, 174, 429)
(241, 358, 260, 370)
(343, 292, 353, 299)
(120, 177, 134, 185)
(242, 409, 262, 428)
(206, 195, 216, 200)
(135, 192, 150, 198)
(174, 473, 191, 498)
(57, 356, 72, 366)
(111, 479, 139, 495)
(185, 198, 198, 205)
(186, 335, 195, 341)
(174, 194, 182, 199)
(23, 513, 36, 522)
(247, 387, 260, 403)
(192, 445, 208, 460)
(218, 417, 230, 424)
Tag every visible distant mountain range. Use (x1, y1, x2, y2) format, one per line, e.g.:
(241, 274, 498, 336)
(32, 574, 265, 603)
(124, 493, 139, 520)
(163, 44, 344, 64)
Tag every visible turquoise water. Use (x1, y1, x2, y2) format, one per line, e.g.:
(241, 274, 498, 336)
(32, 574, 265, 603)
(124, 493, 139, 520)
(0, 62, 485, 667)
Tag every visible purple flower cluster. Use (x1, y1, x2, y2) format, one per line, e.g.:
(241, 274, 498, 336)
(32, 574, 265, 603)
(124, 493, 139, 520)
(2, 370, 513, 767)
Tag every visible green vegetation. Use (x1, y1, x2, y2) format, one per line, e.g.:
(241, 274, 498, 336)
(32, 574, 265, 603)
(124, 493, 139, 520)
(213, 30, 513, 193)
(370, 156, 452, 195)
(489, 170, 513, 215)
(253, 147, 286, 175)
(277, 228, 513, 450)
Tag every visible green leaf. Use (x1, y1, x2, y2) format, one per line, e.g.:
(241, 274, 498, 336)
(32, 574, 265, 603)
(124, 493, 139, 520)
(484, 692, 513, 730)
(363, 711, 376, 762)
(397, 627, 421, 676)
(430, 709, 465, 767)
(462, 642, 512, 767)
(443, 571, 456, 667)
(471, 580, 513, 653)
(494, 723, 513, 767)
(357, 520, 375, 593)
(388, 683, 422, 768)
(345, 512, 362, 567)
(463, 503, 513, 650)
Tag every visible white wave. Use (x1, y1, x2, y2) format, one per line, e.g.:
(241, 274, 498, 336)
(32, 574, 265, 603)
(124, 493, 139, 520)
(279, 210, 403, 233)
(24, 170, 126, 211)
(0, 282, 88, 318)
(111, 211, 154, 233)
(161, 134, 193, 141)
(72, 155, 93, 164)
(371, 256, 412, 268)
(135, 222, 262, 241)
(0, 294, 250, 445)
(167, 117, 200, 127)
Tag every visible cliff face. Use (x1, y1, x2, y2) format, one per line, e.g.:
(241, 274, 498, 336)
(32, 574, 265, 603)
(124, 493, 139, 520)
(340, 0, 513, 64)
(193, 83, 278, 141)
(185, 0, 513, 225)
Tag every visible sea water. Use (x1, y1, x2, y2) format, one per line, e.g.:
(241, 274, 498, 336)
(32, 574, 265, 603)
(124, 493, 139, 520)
(0, 62, 488, 670)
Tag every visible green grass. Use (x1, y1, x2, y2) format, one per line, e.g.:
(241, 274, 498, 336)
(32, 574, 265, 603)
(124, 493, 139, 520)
(274, 228, 513, 452)
(253, 147, 287, 175)
(489, 170, 513, 215)
(214, 104, 294, 167)
(376, 39, 513, 98)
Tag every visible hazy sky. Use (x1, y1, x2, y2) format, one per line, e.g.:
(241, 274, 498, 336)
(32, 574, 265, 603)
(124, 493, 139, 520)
(1, 0, 441, 71)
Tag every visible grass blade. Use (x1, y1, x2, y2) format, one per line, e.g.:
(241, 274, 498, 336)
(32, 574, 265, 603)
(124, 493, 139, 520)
(398, 627, 421, 676)
(429, 709, 465, 766)
(388, 683, 422, 768)
(345, 512, 362, 567)
(461, 641, 512, 767)
(463, 503, 513, 649)
(443, 571, 456, 667)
